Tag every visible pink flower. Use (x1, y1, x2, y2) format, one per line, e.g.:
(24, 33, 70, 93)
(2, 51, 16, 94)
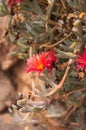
(76, 49, 86, 72)
(25, 50, 57, 74)
(8, 0, 24, 7)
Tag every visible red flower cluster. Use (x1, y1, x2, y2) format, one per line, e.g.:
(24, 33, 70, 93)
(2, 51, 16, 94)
(76, 49, 86, 72)
(8, 0, 24, 7)
(25, 50, 57, 74)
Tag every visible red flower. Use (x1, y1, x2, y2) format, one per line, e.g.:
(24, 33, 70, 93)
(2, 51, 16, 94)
(25, 50, 57, 74)
(8, 0, 24, 7)
(47, 49, 57, 63)
(76, 49, 86, 72)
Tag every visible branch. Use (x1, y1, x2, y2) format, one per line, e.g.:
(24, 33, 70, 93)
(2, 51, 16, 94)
(46, 0, 55, 21)
(45, 59, 73, 97)
(46, 32, 72, 48)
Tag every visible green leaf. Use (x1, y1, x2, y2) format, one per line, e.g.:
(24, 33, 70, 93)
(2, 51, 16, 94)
(2, 0, 9, 12)
(17, 37, 28, 44)
(56, 49, 77, 59)
(10, 34, 16, 42)
(25, 23, 38, 38)
(0, 4, 8, 16)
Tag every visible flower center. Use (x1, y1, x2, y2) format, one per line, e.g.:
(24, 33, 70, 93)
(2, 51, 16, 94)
(37, 63, 43, 69)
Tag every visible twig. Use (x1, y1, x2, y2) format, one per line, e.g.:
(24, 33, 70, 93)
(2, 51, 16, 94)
(64, 104, 77, 121)
(39, 32, 72, 49)
(29, 46, 32, 57)
(46, 0, 55, 21)
(46, 32, 72, 48)
(60, 0, 66, 9)
(47, 0, 51, 5)
(70, 122, 80, 127)
(45, 59, 73, 97)
(22, 113, 30, 121)
(66, 88, 86, 97)
(30, 79, 35, 100)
